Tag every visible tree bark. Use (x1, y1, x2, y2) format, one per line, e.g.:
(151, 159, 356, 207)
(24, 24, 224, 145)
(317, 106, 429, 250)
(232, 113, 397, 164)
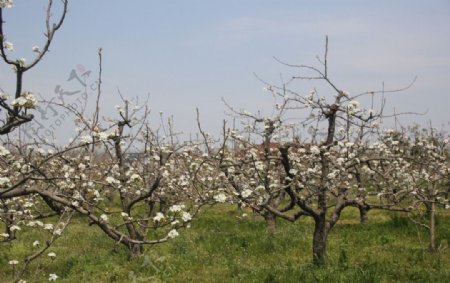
(312, 216, 328, 265)
(128, 242, 144, 259)
(429, 201, 436, 253)
(264, 211, 277, 237)
(1, 201, 15, 240)
(41, 195, 64, 215)
(358, 205, 369, 224)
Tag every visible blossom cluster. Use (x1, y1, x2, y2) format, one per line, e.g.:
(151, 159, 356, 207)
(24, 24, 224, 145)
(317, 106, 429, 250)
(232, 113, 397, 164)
(11, 92, 37, 108)
(0, 0, 13, 9)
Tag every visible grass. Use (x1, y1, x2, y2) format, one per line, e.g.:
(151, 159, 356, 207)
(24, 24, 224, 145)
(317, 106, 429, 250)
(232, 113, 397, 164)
(1, 206, 450, 282)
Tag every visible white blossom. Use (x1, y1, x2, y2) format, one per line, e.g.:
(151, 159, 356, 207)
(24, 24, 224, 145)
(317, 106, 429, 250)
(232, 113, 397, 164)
(48, 274, 58, 281)
(168, 229, 179, 239)
(100, 214, 108, 222)
(80, 135, 93, 144)
(327, 172, 337, 180)
(347, 100, 360, 115)
(0, 177, 11, 187)
(0, 0, 13, 8)
(98, 132, 109, 141)
(10, 225, 21, 232)
(181, 212, 192, 222)
(0, 92, 10, 100)
(169, 204, 183, 213)
(106, 176, 119, 185)
(153, 212, 165, 222)
(241, 189, 252, 198)
(11, 92, 37, 108)
(3, 40, 14, 51)
(44, 224, 54, 231)
(129, 173, 142, 183)
(310, 146, 320, 155)
(214, 193, 227, 203)
(336, 157, 345, 166)
(17, 57, 26, 67)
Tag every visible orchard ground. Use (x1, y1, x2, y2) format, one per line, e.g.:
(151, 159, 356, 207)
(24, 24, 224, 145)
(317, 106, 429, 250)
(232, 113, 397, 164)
(1, 205, 449, 282)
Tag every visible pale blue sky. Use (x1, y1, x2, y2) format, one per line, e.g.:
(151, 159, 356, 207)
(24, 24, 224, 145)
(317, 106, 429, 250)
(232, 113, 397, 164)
(1, 0, 449, 141)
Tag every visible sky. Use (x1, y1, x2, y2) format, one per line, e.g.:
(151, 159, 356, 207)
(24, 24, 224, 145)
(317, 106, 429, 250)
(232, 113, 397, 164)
(0, 0, 449, 142)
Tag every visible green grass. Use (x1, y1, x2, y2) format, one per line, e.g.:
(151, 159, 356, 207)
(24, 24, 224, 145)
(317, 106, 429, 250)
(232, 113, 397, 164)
(1, 206, 450, 282)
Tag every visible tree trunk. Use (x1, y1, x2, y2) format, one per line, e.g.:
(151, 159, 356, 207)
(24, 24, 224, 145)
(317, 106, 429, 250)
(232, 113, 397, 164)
(127, 242, 144, 259)
(429, 201, 436, 253)
(106, 189, 116, 206)
(5, 211, 15, 240)
(264, 212, 277, 237)
(312, 216, 328, 265)
(237, 202, 243, 213)
(121, 216, 145, 259)
(358, 205, 369, 224)
(1, 202, 15, 240)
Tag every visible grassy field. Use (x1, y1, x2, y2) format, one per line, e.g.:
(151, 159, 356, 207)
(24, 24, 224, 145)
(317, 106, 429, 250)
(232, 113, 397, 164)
(1, 205, 450, 282)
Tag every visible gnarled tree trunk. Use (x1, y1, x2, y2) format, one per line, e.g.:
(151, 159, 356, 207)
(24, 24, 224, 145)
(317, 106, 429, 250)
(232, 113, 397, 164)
(312, 215, 328, 265)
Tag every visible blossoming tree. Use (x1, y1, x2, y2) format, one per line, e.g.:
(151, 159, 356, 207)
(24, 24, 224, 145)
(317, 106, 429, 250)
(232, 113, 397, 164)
(0, 2, 71, 281)
(212, 38, 416, 264)
(386, 126, 450, 252)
